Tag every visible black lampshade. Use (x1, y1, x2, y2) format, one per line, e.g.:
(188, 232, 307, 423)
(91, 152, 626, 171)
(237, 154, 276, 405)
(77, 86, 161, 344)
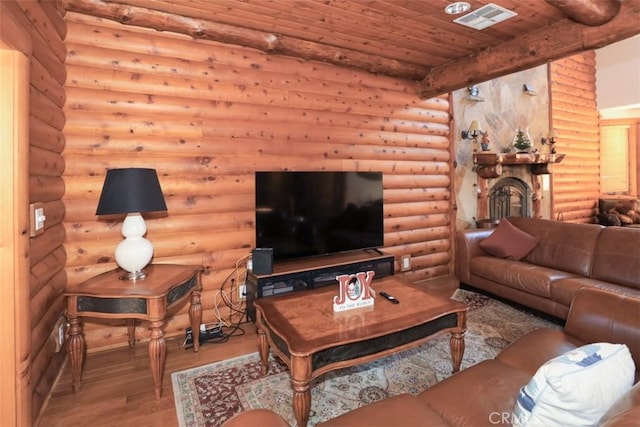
(96, 168, 167, 215)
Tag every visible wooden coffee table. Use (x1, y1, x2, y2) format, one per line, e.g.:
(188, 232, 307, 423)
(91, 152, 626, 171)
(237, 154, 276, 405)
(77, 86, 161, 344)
(253, 275, 467, 427)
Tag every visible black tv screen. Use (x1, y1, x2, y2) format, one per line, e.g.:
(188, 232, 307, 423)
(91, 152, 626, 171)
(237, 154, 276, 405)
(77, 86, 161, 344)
(255, 171, 384, 261)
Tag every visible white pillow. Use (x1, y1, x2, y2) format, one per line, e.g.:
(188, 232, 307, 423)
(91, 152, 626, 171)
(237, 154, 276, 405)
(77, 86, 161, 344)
(513, 342, 634, 427)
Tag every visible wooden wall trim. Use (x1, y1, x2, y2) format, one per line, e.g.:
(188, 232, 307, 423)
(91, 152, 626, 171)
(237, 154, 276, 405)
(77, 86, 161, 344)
(0, 46, 32, 427)
(3, 1, 68, 422)
(0, 2, 33, 55)
(547, 63, 557, 216)
(447, 92, 457, 275)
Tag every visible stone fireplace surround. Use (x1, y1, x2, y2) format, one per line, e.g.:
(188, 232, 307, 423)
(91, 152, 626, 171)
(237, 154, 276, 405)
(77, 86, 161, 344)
(473, 153, 565, 226)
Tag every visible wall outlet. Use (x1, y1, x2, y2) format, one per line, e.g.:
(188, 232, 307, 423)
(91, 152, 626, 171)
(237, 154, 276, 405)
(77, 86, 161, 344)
(52, 314, 66, 353)
(401, 254, 411, 271)
(239, 284, 246, 300)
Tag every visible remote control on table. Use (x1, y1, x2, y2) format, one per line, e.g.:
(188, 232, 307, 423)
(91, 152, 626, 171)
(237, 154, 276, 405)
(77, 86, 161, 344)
(379, 291, 400, 304)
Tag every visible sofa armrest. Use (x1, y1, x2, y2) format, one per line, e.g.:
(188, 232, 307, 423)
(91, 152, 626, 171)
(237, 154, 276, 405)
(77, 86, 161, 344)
(565, 288, 640, 377)
(222, 409, 290, 427)
(496, 328, 583, 376)
(599, 382, 640, 426)
(455, 228, 492, 283)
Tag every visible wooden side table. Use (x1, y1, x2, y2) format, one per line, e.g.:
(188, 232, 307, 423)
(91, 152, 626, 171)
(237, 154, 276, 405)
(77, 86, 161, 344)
(64, 264, 203, 399)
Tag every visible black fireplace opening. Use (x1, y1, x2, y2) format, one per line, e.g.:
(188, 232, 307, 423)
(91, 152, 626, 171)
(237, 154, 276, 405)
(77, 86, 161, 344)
(489, 177, 532, 219)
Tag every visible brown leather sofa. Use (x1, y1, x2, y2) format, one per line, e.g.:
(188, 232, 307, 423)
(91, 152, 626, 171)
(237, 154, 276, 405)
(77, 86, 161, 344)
(457, 217, 640, 320)
(223, 288, 640, 427)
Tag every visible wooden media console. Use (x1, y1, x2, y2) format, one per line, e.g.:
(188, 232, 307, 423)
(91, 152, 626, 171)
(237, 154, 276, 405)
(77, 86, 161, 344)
(245, 248, 394, 322)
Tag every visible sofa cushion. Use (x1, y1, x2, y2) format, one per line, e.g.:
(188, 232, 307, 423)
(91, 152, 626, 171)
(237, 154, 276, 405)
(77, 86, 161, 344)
(479, 218, 539, 261)
(513, 342, 634, 427)
(507, 217, 603, 277)
(316, 393, 450, 427)
(590, 227, 640, 289)
(550, 277, 640, 307)
(469, 256, 575, 298)
(496, 328, 581, 377)
(418, 360, 532, 426)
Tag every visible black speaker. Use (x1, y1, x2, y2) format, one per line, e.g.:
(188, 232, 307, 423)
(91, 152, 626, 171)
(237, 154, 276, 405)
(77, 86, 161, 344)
(252, 248, 273, 275)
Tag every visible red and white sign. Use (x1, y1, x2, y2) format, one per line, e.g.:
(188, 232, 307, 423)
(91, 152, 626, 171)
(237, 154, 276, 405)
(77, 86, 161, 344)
(333, 271, 375, 312)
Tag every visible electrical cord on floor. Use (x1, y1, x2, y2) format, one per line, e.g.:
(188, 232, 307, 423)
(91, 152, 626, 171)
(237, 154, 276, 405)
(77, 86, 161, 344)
(219, 253, 251, 322)
(182, 323, 246, 349)
(183, 253, 250, 350)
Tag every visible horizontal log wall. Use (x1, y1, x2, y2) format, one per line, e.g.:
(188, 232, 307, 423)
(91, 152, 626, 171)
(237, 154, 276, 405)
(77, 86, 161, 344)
(549, 52, 600, 223)
(3, 0, 69, 421)
(62, 12, 454, 351)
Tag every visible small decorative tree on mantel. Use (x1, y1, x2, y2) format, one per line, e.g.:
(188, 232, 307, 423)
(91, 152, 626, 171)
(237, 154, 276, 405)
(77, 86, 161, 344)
(513, 127, 532, 152)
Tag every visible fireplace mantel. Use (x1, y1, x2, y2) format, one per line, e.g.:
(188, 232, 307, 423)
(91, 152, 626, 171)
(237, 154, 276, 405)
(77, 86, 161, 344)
(473, 152, 566, 178)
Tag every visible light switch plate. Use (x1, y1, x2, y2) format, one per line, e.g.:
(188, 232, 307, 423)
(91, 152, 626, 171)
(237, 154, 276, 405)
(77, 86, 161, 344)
(29, 202, 45, 237)
(401, 254, 411, 271)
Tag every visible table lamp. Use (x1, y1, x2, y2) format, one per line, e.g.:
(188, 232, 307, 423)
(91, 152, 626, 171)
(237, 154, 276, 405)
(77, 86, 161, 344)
(96, 168, 167, 280)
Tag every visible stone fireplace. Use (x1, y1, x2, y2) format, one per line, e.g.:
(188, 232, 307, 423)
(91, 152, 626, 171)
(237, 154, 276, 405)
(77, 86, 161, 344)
(452, 64, 552, 230)
(473, 152, 565, 226)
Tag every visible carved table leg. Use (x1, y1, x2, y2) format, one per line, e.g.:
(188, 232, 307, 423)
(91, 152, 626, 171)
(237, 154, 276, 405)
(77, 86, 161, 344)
(127, 319, 136, 348)
(148, 320, 166, 400)
(450, 330, 466, 373)
(450, 311, 467, 373)
(257, 327, 269, 375)
(291, 356, 312, 427)
(67, 316, 85, 393)
(189, 289, 202, 352)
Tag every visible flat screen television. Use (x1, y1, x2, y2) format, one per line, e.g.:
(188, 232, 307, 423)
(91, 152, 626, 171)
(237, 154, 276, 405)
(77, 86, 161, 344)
(255, 171, 384, 261)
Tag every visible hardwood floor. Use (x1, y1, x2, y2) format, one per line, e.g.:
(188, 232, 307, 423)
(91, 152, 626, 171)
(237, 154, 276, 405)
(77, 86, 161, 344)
(37, 324, 259, 427)
(37, 278, 457, 426)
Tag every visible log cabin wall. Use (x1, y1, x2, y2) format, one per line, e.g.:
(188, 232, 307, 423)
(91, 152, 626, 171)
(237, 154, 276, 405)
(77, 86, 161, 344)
(61, 12, 454, 352)
(549, 52, 600, 223)
(1, 0, 68, 422)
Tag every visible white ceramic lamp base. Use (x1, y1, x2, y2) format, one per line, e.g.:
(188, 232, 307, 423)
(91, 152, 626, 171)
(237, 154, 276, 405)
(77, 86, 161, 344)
(115, 213, 153, 280)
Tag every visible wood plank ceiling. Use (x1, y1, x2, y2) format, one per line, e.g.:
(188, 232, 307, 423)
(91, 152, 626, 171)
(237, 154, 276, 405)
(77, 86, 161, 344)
(64, 0, 639, 97)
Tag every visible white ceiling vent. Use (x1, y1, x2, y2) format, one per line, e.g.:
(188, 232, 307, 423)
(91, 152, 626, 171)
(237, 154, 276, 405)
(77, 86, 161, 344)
(453, 3, 517, 30)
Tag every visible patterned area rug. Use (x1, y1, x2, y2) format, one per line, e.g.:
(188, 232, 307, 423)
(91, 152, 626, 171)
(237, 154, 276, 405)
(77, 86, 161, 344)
(172, 289, 559, 427)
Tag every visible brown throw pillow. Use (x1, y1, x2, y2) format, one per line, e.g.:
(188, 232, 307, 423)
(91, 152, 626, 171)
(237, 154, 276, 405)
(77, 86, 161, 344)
(479, 218, 539, 261)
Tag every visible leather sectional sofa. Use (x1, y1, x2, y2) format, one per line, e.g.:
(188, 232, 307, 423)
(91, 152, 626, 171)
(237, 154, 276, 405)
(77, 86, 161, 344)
(223, 287, 640, 426)
(223, 217, 640, 426)
(456, 216, 640, 320)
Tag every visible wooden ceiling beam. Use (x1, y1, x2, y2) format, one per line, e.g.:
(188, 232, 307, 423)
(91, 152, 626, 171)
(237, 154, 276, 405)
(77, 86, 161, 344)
(418, 0, 640, 99)
(62, 0, 429, 80)
(545, 0, 621, 26)
(61, 0, 638, 96)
